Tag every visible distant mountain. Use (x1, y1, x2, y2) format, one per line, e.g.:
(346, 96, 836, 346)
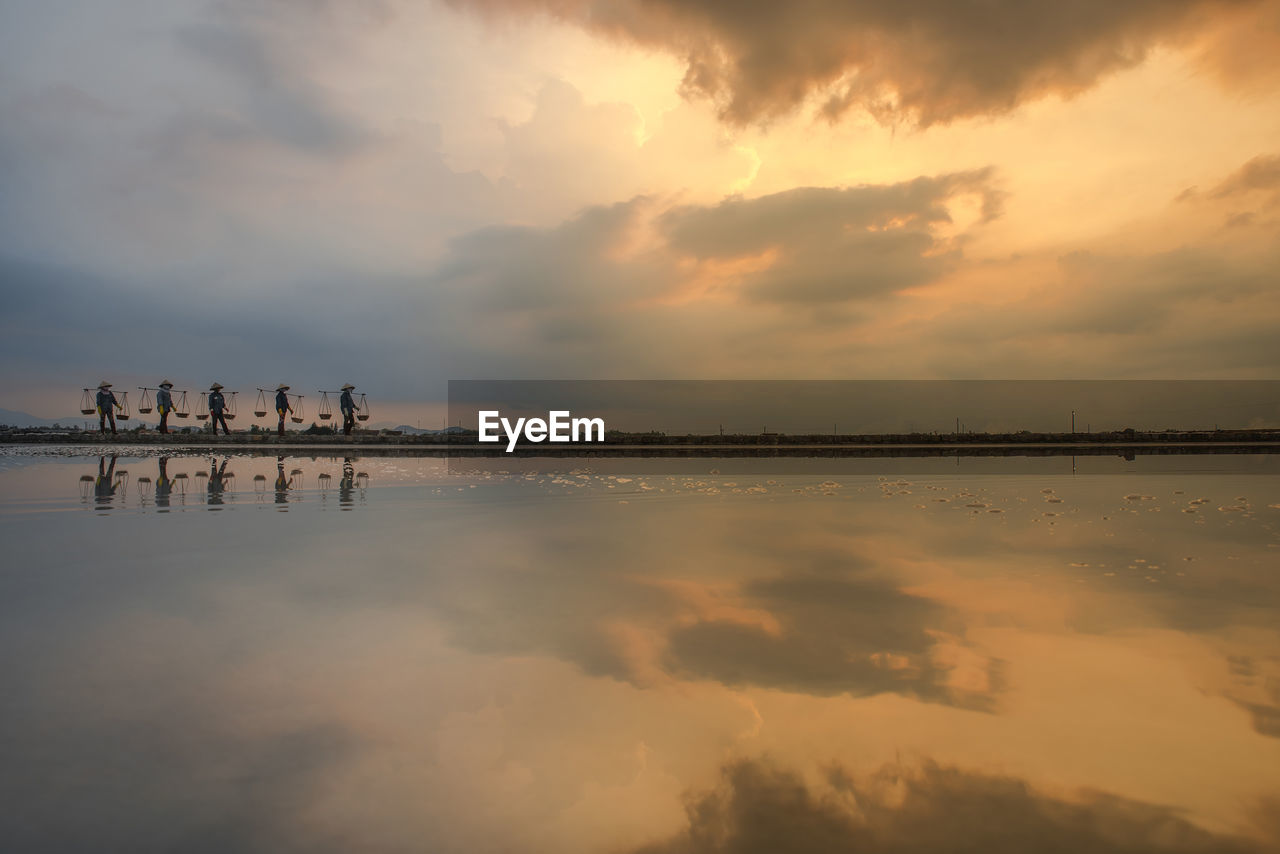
(0, 408, 95, 428)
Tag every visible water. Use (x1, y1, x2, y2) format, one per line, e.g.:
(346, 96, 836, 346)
(2, 447, 1278, 852)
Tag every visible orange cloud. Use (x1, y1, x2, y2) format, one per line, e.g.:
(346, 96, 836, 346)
(451, 0, 1276, 126)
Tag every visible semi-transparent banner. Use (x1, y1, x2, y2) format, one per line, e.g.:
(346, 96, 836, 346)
(445, 380, 1280, 473)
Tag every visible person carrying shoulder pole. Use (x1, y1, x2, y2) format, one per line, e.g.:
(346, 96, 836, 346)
(339, 383, 357, 436)
(96, 381, 122, 435)
(209, 383, 231, 435)
(156, 380, 174, 434)
(275, 383, 293, 437)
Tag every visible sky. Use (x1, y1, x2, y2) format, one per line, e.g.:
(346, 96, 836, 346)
(2, 0, 1280, 425)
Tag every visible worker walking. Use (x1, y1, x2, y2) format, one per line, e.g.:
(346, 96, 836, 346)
(96, 381, 122, 435)
(339, 383, 357, 436)
(274, 384, 293, 437)
(156, 380, 174, 434)
(209, 383, 231, 435)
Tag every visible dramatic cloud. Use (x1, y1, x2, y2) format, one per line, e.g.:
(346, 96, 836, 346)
(453, 0, 1276, 126)
(2, 1, 1278, 417)
(658, 170, 1001, 303)
(634, 759, 1278, 854)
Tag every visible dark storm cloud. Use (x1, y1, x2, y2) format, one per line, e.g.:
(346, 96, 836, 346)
(633, 758, 1277, 854)
(426, 171, 1000, 356)
(658, 170, 1001, 303)
(453, 0, 1266, 126)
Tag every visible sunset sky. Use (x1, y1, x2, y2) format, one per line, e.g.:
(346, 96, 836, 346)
(2, 0, 1279, 423)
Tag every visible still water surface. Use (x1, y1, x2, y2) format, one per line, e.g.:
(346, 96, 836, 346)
(2, 447, 1278, 852)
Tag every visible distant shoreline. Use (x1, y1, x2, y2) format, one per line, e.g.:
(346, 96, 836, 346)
(3, 426, 1280, 458)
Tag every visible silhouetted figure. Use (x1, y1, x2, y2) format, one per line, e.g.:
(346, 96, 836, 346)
(96, 381, 121, 435)
(339, 458, 356, 507)
(207, 457, 230, 506)
(155, 456, 172, 509)
(274, 456, 291, 505)
(274, 384, 292, 437)
(94, 455, 118, 506)
(339, 383, 357, 436)
(156, 381, 174, 434)
(209, 383, 231, 435)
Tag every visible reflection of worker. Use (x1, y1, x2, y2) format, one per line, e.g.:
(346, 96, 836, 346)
(274, 456, 291, 505)
(96, 381, 122, 435)
(156, 380, 174, 434)
(339, 383, 357, 436)
(339, 457, 356, 506)
(275, 384, 293, 437)
(209, 383, 231, 436)
(155, 456, 172, 509)
(94, 455, 118, 504)
(207, 457, 230, 505)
